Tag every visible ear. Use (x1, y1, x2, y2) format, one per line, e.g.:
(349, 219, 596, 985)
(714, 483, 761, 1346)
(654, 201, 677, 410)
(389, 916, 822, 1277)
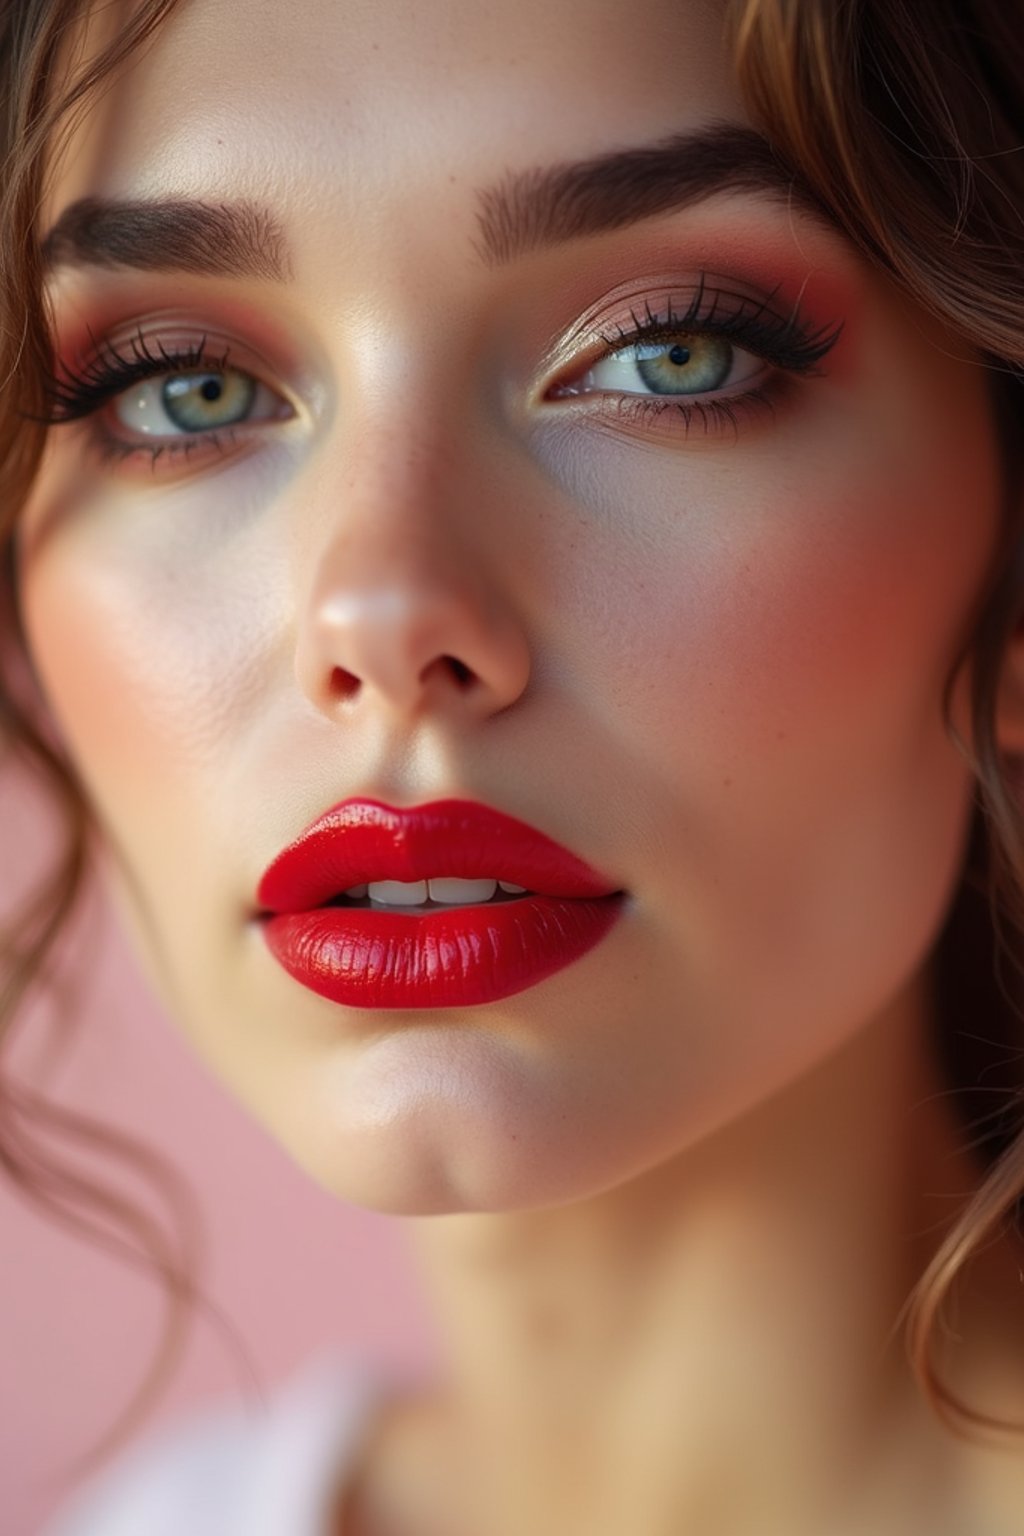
(994, 616, 1024, 756)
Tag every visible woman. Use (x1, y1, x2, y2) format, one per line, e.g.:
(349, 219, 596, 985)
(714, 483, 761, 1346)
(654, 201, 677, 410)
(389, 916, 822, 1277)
(4, 0, 1024, 1531)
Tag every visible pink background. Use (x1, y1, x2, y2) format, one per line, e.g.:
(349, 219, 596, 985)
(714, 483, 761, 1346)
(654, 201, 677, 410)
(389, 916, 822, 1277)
(0, 761, 437, 1536)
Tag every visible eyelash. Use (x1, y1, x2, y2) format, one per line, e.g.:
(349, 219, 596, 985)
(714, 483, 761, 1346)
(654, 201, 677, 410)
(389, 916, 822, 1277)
(40, 330, 246, 466)
(39, 279, 843, 469)
(44, 329, 219, 417)
(551, 278, 842, 432)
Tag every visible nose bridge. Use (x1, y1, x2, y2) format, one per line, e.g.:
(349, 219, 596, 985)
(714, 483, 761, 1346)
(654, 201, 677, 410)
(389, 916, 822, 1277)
(293, 404, 532, 725)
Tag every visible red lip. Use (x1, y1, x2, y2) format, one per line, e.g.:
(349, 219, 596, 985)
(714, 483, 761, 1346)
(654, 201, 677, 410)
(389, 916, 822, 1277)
(256, 798, 625, 1010)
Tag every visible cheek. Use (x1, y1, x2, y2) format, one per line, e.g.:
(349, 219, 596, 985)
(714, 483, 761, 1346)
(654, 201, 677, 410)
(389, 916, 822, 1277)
(538, 372, 997, 785)
(15, 464, 289, 835)
(529, 365, 998, 1014)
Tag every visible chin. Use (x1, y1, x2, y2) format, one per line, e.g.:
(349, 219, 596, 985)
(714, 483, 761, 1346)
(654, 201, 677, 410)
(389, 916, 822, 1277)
(284, 1121, 606, 1218)
(267, 1021, 656, 1216)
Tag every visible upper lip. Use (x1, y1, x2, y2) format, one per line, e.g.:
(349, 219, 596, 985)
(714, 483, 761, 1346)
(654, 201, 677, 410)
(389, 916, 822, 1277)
(256, 798, 622, 913)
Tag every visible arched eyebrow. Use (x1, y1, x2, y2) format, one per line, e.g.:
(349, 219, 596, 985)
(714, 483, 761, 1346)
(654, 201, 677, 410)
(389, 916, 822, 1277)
(41, 125, 832, 280)
(474, 124, 832, 265)
(42, 197, 291, 281)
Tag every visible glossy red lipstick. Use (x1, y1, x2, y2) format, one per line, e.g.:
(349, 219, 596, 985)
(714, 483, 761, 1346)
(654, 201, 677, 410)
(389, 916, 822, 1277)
(256, 799, 625, 1009)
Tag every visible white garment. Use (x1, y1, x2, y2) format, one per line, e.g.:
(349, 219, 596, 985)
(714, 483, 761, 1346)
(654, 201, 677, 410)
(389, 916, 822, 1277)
(43, 1354, 391, 1536)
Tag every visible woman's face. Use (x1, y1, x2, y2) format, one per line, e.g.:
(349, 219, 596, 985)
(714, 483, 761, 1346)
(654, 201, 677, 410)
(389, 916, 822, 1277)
(15, 0, 1001, 1212)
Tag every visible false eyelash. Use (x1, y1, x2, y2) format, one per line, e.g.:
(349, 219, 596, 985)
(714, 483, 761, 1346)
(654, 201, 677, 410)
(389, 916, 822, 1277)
(594, 275, 843, 376)
(40, 329, 231, 424)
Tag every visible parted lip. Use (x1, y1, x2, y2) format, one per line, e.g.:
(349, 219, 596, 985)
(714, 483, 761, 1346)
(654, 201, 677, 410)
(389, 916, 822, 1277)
(255, 797, 622, 914)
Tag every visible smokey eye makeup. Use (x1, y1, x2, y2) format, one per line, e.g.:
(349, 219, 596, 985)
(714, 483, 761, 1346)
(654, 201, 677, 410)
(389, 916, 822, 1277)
(36, 265, 845, 477)
(38, 325, 296, 471)
(542, 274, 843, 435)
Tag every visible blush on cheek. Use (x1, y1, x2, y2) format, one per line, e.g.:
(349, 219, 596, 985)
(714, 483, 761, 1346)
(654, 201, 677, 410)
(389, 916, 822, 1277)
(17, 465, 163, 800)
(544, 347, 997, 783)
(17, 456, 290, 826)
(19, 561, 146, 809)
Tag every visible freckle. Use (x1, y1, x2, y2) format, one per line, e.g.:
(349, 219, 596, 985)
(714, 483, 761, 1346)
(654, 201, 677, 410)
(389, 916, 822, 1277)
(723, 777, 733, 789)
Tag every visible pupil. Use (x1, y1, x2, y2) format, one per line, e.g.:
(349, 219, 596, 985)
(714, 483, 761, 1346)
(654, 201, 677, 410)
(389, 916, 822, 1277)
(200, 378, 223, 401)
(668, 344, 690, 366)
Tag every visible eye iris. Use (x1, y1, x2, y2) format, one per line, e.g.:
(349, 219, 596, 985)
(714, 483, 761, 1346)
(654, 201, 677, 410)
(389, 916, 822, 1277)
(635, 333, 732, 396)
(161, 369, 255, 430)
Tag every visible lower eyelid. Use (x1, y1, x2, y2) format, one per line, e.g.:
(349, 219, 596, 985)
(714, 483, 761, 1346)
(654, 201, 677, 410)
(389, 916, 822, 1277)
(94, 425, 238, 467)
(82, 415, 278, 480)
(541, 378, 786, 447)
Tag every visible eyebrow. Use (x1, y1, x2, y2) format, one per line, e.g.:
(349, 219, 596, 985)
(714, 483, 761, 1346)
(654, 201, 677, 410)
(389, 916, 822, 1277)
(42, 198, 291, 281)
(473, 123, 833, 265)
(41, 124, 831, 282)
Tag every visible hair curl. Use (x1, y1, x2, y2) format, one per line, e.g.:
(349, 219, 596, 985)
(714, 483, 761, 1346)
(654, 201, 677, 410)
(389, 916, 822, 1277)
(728, 0, 1024, 1437)
(0, 0, 260, 1488)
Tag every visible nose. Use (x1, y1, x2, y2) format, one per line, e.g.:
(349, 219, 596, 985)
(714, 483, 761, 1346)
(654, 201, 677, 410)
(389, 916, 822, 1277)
(293, 432, 532, 727)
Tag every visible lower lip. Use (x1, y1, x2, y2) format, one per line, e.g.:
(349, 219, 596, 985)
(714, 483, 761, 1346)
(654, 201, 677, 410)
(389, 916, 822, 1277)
(258, 893, 625, 1009)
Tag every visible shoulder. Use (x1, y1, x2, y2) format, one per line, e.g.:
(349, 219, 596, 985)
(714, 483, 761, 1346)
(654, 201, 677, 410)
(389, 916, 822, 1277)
(43, 1354, 389, 1536)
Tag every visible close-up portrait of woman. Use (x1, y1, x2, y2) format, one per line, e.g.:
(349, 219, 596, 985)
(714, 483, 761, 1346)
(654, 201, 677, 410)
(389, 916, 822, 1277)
(4, 0, 1024, 1531)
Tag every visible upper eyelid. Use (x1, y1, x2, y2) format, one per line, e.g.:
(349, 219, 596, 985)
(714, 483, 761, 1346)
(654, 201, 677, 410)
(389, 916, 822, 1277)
(538, 277, 833, 369)
(41, 332, 297, 426)
(541, 300, 841, 401)
(42, 275, 840, 418)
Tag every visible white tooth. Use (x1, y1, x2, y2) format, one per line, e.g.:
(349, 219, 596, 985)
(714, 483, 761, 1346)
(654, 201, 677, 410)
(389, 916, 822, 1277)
(498, 881, 527, 894)
(368, 879, 429, 905)
(427, 877, 498, 904)
(344, 884, 368, 898)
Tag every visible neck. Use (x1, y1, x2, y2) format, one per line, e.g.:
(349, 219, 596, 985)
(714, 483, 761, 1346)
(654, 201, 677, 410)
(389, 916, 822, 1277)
(357, 977, 994, 1536)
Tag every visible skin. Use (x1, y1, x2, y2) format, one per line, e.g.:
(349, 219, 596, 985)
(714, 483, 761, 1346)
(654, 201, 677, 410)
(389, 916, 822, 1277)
(14, 0, 1024, 1531)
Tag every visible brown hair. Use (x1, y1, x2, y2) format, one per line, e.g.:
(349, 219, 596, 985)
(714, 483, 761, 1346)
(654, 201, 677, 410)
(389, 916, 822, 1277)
(727, 0, 1024, 1437)
(1, 0, 1024, 1474)
(0, 0, 260, 1487)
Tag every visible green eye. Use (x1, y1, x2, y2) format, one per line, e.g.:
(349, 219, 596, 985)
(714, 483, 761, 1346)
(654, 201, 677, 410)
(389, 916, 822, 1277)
(112, 366, 285, 437)
(161, 370, 256, 430)
(632, 334, 733, 395)
(584, 330, 760, 398)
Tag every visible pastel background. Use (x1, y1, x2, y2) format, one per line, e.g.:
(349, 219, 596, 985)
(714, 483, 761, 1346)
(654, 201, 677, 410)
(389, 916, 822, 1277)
(0, 758, 436, 1536)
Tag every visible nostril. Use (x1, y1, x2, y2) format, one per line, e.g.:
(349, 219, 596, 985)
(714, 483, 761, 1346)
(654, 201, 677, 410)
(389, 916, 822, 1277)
(329, 666, 361, 700)
(445, 656, 474, 687)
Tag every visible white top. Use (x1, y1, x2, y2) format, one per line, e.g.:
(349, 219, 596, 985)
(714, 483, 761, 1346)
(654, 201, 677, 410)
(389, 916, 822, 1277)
(43, 1354, 392, 1536)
